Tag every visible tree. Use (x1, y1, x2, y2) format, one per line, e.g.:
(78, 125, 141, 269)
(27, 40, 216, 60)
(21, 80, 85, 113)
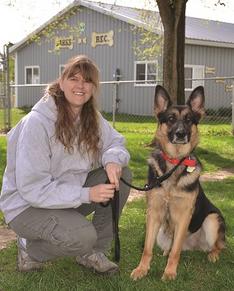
(156, 0, 187, 104)
(153, 0, 227, 104)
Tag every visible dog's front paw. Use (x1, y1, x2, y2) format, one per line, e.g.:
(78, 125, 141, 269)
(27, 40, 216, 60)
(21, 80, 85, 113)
(130, 266, 148, 280)
(208, 250, 220, 263)
(161, 270, 177, 281)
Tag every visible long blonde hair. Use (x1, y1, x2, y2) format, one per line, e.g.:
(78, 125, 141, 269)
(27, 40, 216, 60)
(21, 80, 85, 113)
(46, 55, 101, 160)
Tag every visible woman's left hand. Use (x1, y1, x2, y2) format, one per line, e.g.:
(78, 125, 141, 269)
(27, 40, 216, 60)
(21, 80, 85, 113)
(105, 163, 122, 190)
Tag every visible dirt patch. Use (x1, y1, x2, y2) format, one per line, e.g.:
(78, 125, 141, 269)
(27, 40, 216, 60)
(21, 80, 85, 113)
(128, 168, 234, 202)
(0, 168, 233, 251)
(0, 225, 16, 250)
(200, 168, 234, 182)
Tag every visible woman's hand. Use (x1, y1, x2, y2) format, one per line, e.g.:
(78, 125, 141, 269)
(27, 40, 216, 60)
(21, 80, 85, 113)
(89, 184, 115, 203)
(89, 163, 122, 203)
(105, 162, 122, 190)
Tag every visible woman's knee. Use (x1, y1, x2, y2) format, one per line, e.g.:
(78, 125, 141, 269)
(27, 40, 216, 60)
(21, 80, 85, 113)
(119, 166, 132, 204)
(122, 166, 132, 182)
(42, 216, 98, 255)
(72, 223, 98, 254)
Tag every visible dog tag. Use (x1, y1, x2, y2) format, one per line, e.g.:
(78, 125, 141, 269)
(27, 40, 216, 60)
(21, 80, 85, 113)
(187, 166, 196, 173)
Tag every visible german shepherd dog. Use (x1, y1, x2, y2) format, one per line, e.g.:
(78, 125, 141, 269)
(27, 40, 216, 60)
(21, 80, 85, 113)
(131, 85, 225, 281)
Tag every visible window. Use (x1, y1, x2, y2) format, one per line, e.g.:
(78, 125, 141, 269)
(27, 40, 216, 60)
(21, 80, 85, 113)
(134, 61, 157, 86)
(59, 64, 65, 76)
(25, 66, 40, 84)
(185, 65, 204, 90)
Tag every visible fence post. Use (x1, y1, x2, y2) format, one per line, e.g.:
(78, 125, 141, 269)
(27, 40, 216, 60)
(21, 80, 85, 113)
(232, 82, 234, 135)
(112, 82, 117, 128)
(3, 42, 12, 132)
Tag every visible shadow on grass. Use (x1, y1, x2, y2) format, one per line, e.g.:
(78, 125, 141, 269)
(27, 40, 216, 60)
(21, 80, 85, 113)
(196, 147, 234, 170)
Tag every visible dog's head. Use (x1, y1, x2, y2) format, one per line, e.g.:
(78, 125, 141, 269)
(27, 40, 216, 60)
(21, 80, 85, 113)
(154, 85, 205, 157)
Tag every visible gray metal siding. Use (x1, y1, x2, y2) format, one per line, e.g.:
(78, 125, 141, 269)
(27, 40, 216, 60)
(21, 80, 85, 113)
(14, 5, 233, 113)
(185, 44, 233, 109)
(14, 6, 157, 114)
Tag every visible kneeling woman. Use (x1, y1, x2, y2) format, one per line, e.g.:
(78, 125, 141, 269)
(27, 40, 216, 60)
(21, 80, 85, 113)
(0, 55, 131, 275)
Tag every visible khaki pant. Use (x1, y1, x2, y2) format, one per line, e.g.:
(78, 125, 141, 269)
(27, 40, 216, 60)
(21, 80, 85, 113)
(9, 167, 131, 262)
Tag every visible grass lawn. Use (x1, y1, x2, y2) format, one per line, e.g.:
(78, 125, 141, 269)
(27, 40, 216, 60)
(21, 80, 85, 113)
(0, 178, 234, 291)
(0, 110, 234, 290)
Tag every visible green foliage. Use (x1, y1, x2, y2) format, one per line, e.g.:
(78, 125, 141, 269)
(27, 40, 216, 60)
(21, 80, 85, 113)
(132, 10, 163, 61)
(0, 107, 31, 131)
(26, 6, 84, 54)
(9, 56, 14, 82)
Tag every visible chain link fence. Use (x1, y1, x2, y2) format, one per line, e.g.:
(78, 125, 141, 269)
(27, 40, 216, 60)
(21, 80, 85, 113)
(0, 44, 11, 133)
(101, 78, 234, 135)
(0, 77, 234, 134)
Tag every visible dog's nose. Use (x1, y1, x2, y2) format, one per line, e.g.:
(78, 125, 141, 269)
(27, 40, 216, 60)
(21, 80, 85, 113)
(175, 123, 186, 139)
(175, 128, 186, 139)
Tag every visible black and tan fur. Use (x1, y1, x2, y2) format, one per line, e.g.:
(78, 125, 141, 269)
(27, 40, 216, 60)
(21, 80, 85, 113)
(131, 85, 225, 281)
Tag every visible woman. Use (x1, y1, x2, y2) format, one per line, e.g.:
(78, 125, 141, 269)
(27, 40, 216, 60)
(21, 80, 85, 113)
(0, 55, 131, 275)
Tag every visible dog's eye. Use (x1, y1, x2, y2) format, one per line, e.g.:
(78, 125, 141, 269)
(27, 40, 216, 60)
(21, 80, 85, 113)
(185, 115, 192, 122)
(168, 116, 176, 123)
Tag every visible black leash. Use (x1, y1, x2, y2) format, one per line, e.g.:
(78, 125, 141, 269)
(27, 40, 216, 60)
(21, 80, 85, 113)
(100, 156, 186, 262)
(100, 181, 120, 262)
(120, 156, 186, 191)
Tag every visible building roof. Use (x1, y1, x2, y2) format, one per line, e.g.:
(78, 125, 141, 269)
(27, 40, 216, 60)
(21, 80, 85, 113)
(185, 16, 234, 47)
(9, 0, 234, 53)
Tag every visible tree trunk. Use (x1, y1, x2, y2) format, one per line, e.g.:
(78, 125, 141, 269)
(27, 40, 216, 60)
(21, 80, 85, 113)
(156, 0, 187, 104)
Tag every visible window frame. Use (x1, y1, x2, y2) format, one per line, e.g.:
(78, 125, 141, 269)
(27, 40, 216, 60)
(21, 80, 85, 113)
(59, 64, 65, 76)
(24, 66, 40, 84)
(134, 60, 158, 87)
(185, 64, 205, 91)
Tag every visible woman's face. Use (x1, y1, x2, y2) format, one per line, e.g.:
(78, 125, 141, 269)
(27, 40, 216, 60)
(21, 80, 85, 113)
(59, 72, 94, 115)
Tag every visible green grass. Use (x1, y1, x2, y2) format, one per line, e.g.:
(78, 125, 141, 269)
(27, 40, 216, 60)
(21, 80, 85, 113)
(0, 110, 234, 290)
(0, 107, 31, 131)
(0, 179, 234, 290)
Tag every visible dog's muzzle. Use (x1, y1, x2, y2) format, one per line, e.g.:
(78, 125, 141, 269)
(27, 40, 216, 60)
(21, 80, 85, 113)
(173, 128, 188, 144)
(169, 123, 189, 144)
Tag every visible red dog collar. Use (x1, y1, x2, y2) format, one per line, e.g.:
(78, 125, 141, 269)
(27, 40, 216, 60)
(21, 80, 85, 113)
(161, 152, 196, 167)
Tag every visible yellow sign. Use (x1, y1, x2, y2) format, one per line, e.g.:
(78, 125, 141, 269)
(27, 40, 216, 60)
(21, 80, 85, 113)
(78, 37, 87, 44)
(91, 30, 114, 48)
(215, 78, 225, 84)
(55, 36, 73, 50)
(225, 84, 233, 92)
(205, 66, 216, 74)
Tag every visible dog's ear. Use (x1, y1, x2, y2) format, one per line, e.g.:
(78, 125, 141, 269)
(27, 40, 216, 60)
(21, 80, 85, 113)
(186, 86, 205, 116)
(154, 85, 172, 116)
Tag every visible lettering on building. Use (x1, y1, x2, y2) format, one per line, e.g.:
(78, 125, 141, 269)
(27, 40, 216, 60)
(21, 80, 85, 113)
(91, 31, 114, 48)
(225, 84, 233, 92)
(205, 66, 216, 74)
(55, 36, 74, 50)
(78, 37, 87, 44)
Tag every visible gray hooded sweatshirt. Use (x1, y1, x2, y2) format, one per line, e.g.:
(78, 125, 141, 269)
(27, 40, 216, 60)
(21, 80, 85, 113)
(0, 95, 130, 223)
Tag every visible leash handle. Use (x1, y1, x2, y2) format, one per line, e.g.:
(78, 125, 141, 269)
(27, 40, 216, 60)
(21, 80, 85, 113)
(100, 178, 120, 262)
(111, 190, 120, 262)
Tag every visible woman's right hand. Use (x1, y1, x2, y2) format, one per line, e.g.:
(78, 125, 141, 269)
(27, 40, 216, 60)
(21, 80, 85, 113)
(89, 184, 116, 203)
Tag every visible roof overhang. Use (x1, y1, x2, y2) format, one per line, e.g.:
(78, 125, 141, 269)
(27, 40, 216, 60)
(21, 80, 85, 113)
(9, 0, 234, 54)
(185, 38, 234, 49)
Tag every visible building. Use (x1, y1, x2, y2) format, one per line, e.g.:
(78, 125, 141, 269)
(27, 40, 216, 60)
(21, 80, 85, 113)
(9, 0, 234, 115)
